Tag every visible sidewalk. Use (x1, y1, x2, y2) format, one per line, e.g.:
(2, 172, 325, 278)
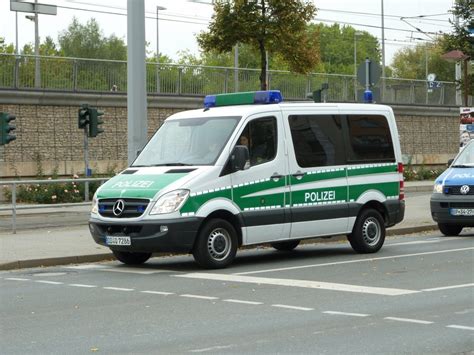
(0, 181, 436, 271)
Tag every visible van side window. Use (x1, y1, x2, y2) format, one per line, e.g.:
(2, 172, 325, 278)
(346, 115, 395, 162)
(288, 115, 345, 167)
(238, 116, 277, 167)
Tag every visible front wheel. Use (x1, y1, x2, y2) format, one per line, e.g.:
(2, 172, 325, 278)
(112, 250, 152, 265)
(193, 219, 238, 269)
(348, 208, 385, 253)
(438, 223, 463, 236)
(271, 240, 300, 251)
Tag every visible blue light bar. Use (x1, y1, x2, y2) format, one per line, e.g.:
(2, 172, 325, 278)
(203, 90, 283, 108)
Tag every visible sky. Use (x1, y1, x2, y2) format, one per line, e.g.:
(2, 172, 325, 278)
(0, 0, 456, 66)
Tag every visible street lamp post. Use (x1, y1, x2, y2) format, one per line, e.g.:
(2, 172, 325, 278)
(353, 31, 363, 101)
(156, 5, 166, 93)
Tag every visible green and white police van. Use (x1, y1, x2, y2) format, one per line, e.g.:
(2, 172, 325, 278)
(89, 90, 405, 268)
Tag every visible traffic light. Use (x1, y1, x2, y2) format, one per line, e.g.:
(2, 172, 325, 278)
(78, 105, 90, 129)
(1, 112, 16, 145)
(89, 108, 104, 137)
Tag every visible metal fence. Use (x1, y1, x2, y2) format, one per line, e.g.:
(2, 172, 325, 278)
(0, 177, 109, 234)
(0, 53, 458, 106)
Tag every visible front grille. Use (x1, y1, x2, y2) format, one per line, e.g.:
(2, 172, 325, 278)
(98, 198, 150, 218)
(101, 225, 143, 235)
(444, 185, 474, 195)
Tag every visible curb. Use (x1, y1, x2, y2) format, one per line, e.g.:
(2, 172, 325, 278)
(0, 224, 439, 271)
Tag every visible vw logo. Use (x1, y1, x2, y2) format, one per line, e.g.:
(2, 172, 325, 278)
(113, 199, 125, 216)
(460, 185, 470, 195)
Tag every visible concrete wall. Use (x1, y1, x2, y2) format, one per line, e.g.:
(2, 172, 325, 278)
(0, 90, 460, 179)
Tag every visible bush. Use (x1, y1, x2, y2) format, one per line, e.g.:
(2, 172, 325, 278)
(403, 165, 444, 181)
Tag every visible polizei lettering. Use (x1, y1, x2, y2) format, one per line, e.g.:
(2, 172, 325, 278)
(304, 190, 336, 203)
(111, 180, 154, 189)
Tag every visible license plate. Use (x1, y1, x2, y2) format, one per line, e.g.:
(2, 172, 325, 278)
(450, 208, 474, 216)
(105, 236, 131, 246)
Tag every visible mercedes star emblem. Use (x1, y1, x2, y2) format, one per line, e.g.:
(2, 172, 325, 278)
(113, 199, 125, 216)
(460, 185, 470, 195)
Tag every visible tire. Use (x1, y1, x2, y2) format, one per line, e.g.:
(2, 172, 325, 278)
(193, 218, 238, 269)
(438, 223, 463, 236)
(112, 250, 152, 265)
(348, 208, 385, 253)
(271, 240, 300, 251)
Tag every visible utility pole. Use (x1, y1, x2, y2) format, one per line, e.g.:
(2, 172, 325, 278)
(381, 0, 385, 101)
(34, 0, 40, 88)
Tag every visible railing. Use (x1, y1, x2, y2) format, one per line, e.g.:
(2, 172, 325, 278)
(0, 177, 110, 234)
(0, 53, 458, 106)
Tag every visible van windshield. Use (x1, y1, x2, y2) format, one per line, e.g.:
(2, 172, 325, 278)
(452, 141, 474, 167)
(132, 116, 241, 167)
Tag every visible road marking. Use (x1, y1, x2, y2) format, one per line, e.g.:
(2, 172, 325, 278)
(447, 325, 474, 331)
(180, 294, 219, 300)
(223, 299, 263, 305)
(236, 247, 474, 275)
(68, 284, 97, 288)
(272, 304, 314, 311)
(35, 280, 63, 285)
(384, 317, 433, 325)
(103, 287, 134, 291)
(176, 273, 418, 296)
(5, 277, 30, 281)
(64, 264, 166, 274)
(64, 264, 110, 270)
(190, 345, 234, 353)
(100, 268, 163, 275)
(323, 311, 370, 317)
(422, 283, 474, 292)
(388, 240, 441, 246)
(141, 290, 175, 296)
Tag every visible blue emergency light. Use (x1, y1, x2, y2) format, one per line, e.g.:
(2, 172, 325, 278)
(204, 90, 283, 108)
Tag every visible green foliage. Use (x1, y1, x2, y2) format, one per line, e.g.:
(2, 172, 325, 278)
(403, 165, 444, 181)
(197, 0, 319, 90)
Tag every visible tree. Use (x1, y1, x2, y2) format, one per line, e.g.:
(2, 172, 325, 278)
(391, 41, 454, 81)
(197, 0, 319, 90)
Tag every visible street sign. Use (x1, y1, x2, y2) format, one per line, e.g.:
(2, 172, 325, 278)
(10, 0, 57, 15)
(357, 59, 381, 87)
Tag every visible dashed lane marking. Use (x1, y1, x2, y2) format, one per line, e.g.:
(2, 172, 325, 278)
(422, 283, 474, 292)
(103, 287, 134, 291)
(384, 317, 433, 325)
(175, 273, 419, 296)
(63, 264, 169, 274)
(35, 280, 63, 285)
(272, 304, 314, 311)
(223, 299, 263, 305)
(323, 311, 370, 317)
(189, 345, 235, 353)
(141, 290, 175, 296)
(180, 294, 219, 300)
(446, 325, 474, 331)
(5, 278, 30, 281)
(68, 284, 97, 288)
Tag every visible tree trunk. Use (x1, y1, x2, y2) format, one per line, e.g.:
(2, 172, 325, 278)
(259, 40, 266, 90)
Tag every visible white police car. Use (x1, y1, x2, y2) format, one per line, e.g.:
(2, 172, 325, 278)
(431, 139, 474, 236)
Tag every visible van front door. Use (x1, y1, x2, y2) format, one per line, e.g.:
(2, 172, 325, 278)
(285, 113, 350, 238)
(230, 113, 290, 245)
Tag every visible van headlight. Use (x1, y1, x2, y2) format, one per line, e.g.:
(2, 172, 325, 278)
(150, 190, 190, 215)
(433, 183, 444, 194)
(91, 194, 99, 214)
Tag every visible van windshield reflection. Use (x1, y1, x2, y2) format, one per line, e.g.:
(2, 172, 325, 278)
(132, 116, 241, 167)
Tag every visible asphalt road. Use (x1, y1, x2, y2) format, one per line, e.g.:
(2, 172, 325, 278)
(1, 230, 473, 354)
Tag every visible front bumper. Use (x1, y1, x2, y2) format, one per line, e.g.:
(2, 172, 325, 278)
(430, 193, 474, 226)
(89, 216, 203, 253)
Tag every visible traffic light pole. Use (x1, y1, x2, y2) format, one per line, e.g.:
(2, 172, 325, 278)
(83, 127, 89, 202)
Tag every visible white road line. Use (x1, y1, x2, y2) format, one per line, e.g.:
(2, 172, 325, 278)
(223, 299, 263, 305)
(388, 240, 441, 246)
(103, 287, 134, 291)
(422, 283, 474, 292)
(68, 284, 97, 288)
(101, 268, 163, 275)
(323, 311, 370, 317)
(141, 291, 175, 296)
(189, 345, 234, 353)
(35, 280, 63, 285)
(235, 247, 474, 275)
(180, 294, 219, 300)
(5, 278, 30, 281)
(447, 325, 474, 331)
(64, 265, 110, 270)
(272, 304, 314, 311)
(64, 264, 167, 274)
(384, 317, 433, 325)
(176, 273, 418, 296)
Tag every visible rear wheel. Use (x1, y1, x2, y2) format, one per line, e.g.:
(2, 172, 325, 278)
(112, 250, 152, 265)
(348, 208, 385, 253)
(193, 219, 238, 269)
(271, 240, 300, 251)
(438, 223, 463, 236)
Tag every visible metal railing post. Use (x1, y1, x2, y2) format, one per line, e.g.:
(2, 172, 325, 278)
(14, 57, 20, 89)
(12, 183, 17, 234)
(224, 69, 228, 93)
(73, 59, 78, 92)
(177, 67, 182, 95)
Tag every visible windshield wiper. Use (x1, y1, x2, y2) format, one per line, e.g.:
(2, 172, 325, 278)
(152, 163, 193, 166)
(451, 164, 472, 168)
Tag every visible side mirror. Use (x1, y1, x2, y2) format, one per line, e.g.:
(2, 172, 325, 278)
(447, 158, 454, 167)
(231, 145, 249, 172)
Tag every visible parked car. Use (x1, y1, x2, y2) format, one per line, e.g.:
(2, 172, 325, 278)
(431, 140, 474, 236)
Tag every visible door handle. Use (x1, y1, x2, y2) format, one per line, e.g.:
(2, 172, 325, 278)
(270, 173, 284, 181)
(292, 171, 306, 179)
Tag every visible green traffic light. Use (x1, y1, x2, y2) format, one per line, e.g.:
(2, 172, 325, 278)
(1, 112, 16, 145)
(89, 108, 105, 137)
